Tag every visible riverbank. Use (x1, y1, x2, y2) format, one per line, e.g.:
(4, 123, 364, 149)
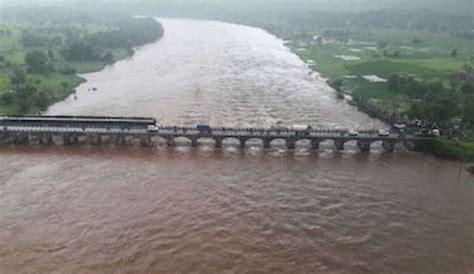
(283, 32, 473, 162)
(0, 14, 164, 115)
(431, 138, 474, 162)
(138, 1, 474, 161)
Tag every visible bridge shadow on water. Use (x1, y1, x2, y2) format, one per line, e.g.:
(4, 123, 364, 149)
(0, 143, 406, 163)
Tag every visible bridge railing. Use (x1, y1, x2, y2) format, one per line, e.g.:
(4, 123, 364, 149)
(158, 126, 377, 135)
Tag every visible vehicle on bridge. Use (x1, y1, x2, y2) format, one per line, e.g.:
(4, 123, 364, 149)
(147, 125, 160, 132)
(271, 121, 289, 130)
(419, 128, 441, 137)
(348, 130, 359, 137)
(291, 125, 312, 136)
(393, 123, 407, 136)
(0, 115, 158, 130)
(378, 129, 390, 137)
(196, 121, 211, 133)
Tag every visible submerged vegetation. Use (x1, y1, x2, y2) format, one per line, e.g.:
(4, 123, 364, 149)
(0, 7, 164, 114)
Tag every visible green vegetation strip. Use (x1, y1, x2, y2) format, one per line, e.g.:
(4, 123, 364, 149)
(0, 11, 164, 115)
(433, 138, 474, 161)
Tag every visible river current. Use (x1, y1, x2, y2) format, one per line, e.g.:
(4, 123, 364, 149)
(0, 18, 473, 273)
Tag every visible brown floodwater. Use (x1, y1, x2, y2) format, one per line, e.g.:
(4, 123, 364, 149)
(1, 18, 473, 273)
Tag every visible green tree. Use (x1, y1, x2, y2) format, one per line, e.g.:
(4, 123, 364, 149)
(451, 49, 458, 58)
(377, 40, 388, 48)
(412, 38, 423, 45)
(331, 79, 343, 91)
(461, 82, 474, 94)
(34, 90, 51, 110)
(387, 74, 401, 91)
(63, 42, 98, 61)
(408, 103, 425, 119)
(25, 51, 50, 73)
(10, 70, 27, 87)
(102, 52, 114, 62)
(463, 104, 474, 127)
(14, 85, 38, 112)
(428, 81, 444, 94)
(47, 48, 55, 60)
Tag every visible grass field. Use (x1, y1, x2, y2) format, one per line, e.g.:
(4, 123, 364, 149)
(292, 29, 472, 116)
(56, 48, 130, 73)
(0, 72, 85, 114)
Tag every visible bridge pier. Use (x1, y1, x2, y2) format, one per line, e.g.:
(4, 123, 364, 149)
(166, 136, 175, 147)
(403, 140, 418, 151)
(115, 135, 126, 146)
(287, 140, 296, 150)
(311, 140, 320, 150)
(2, 132, 14, 144)
(335, 140, 345, 151)
(63, 134, 70, 146)
(140, 136, 150, 147)
(357, 140, 371, 152)
(39, 133, 53, 145)
(63, 133, 79, 146)
(0, 131, 6, 144)
(405, 139, 434, 152)
(263, 139, 271, 149)
(239, 138, 247, 149)
(382, 140, 396, 152)
(215, 138, 223, 149)
(90, 134, 102, 146)
(28, 133, 40, 145)
(14, 132, 29, 145)
(190, 137, 198, 148)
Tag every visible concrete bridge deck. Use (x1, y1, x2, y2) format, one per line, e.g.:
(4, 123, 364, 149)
(0, 124, 436, 152)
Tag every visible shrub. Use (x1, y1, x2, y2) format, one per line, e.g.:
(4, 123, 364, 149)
(432, 138, 474, 161)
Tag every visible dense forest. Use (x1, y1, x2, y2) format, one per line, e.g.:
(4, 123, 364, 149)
(140, 0, 473, 35)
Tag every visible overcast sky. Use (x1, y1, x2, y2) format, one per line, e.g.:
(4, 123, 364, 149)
(1, 0, 472, 14)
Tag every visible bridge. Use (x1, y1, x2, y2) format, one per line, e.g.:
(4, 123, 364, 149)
(0, 116, 436, 152)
